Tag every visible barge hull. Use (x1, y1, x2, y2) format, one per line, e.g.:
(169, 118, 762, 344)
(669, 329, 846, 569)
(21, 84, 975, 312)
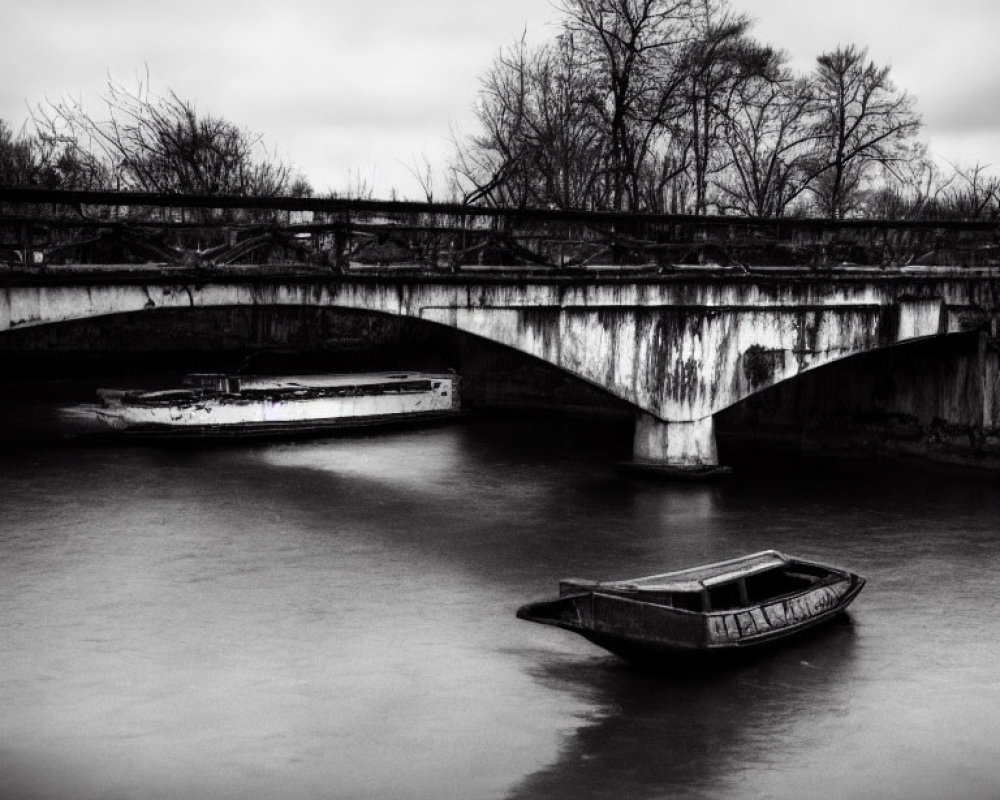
(94, 408, 463, 439)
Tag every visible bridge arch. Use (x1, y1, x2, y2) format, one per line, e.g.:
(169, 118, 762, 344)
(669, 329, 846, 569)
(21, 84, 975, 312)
(3, 271, 997, 471)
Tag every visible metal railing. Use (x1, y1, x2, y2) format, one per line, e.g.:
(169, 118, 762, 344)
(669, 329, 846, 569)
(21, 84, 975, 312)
(2, 186, 999, 273)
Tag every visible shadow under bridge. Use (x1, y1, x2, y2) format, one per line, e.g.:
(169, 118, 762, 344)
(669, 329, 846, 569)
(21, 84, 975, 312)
(5, 269, 997, 472)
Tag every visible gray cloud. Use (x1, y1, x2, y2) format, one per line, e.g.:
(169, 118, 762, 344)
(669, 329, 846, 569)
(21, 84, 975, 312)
(4, 0, 999, 195)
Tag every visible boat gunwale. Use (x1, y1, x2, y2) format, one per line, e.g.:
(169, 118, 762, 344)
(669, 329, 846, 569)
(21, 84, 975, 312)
(523, 570, 861, 622)
(184, 371, 457, 390)
(564, 551, 856, 595)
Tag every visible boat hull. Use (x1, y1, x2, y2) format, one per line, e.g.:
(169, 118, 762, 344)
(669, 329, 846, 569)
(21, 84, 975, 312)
(95, 372, 461, 440)
(517, 572, 865, 662)
(94, 407, 462, 440)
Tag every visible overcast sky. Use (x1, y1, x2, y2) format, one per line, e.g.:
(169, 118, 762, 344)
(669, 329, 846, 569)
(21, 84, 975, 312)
(2, 0, 998, 198)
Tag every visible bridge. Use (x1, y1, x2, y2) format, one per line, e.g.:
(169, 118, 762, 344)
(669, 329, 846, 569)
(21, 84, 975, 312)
(3, 188, 999, 472)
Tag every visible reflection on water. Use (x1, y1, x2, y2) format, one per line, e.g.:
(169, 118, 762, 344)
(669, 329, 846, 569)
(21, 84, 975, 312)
(509, 621, 860, 800)
(2, 416, 1000, 799)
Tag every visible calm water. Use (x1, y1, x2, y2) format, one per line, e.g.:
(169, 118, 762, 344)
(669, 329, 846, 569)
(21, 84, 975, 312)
(2, 415, 1000, 800)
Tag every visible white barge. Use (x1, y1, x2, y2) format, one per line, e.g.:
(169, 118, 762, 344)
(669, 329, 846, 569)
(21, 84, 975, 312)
(95, 371, 461, 438)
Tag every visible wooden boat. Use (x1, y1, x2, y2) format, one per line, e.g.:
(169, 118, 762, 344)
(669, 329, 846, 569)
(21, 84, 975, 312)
(95, 371, 461, 438)
(516, 550, 864, 662)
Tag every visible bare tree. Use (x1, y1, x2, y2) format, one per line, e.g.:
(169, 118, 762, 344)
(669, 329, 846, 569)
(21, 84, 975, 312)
(807, 45, 921, 217)
(453, 36, 535, 207)
(0, 120, 43, 186)
(525, 33, 607, 209)
(33, 74, 308, 196)
(677, 0, 773, 213)
(855, 152, 949, 220)
(936, 163, 1000, 220)
(403, 153, 439, 203)
(556, 0, 695, 210)
(715, 68, 817, 216)
(453, 33, 605, 209)
(459, 0, 789, 215)
(0, 118, 108, 189)
(457, 4, 935, 221)
(635, 138, 690, 211)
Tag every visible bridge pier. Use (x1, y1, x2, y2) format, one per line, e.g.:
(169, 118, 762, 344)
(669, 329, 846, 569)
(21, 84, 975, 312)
(626, 412, 732, 479)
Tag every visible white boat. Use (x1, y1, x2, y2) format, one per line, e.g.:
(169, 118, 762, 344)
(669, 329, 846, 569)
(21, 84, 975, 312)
(95, 371, 461, 438)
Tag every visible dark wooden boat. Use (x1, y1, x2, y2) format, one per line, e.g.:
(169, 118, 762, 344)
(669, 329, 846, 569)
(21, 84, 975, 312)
(516, 550, 864, 662)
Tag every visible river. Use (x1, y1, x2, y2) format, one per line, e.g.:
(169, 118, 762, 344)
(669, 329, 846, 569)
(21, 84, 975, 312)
(2, 412, 1000, 799)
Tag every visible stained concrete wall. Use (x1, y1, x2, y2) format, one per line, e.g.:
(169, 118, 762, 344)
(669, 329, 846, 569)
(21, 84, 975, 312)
(719, 332, 1000, 465)
(4, 272, 996, 415)
(0, 306, 631, 421)
(2, 270, 998, 464)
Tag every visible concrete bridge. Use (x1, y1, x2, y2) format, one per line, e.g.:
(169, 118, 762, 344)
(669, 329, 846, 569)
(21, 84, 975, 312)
(3, 264, 998, 472)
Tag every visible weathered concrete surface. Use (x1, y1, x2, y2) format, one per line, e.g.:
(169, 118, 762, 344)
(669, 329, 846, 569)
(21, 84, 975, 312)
(720, 328, 1000, 467)
(3, 267, 998, 466)
(633, 413, 717, 466)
